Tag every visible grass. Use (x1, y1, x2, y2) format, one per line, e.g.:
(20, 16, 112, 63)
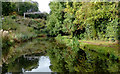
(79, 39, 118, 46)
(2, 15, 47, 64)
(55, 35, 72, 45)
(55, 35, 120, 60)
(2, 15, 46, 44)
(82, 44, 119, 59)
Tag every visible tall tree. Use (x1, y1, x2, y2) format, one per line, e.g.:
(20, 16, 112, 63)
(17, 2, 39, 15)
(2, 2, 13, 16)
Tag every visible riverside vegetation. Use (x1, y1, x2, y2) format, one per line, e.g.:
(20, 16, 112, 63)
(1, 15, 46, 65)
(47, 2, 120, 61)
(1, 1, 120, 73)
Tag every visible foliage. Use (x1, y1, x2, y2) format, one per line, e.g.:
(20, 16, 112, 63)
(11, 15, 16, 19)
(2, 2, 39, 16)
(25, 12, 48, 19)
(2, 16, 38, 44)
(2, 36, 14, 56)
(47, 39, 119, 72)
(17, 2, 39, 16)
(2, 2, 16, 16)
(46, 2, 66, 36)
(47, 2, 119, 42)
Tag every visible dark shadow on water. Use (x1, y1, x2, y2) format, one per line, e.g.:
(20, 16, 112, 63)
(0, 1, 2, 72)
(48, 42, 120, 72)
(2, 54, 39, 73)
(118, 2, 120, 73)
(0, 67, 1, 74)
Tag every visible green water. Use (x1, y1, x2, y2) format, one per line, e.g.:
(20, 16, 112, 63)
(2, 37, 120, 73)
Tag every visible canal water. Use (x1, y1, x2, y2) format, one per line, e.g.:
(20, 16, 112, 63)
(1, 37, 120, 73)
(25, 56, 51, 72)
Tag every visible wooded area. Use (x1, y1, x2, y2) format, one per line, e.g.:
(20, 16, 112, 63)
(47, 2, 120, 43)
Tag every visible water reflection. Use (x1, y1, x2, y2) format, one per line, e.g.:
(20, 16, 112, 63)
(2, 54, 52, 73)
(47, 44, 119, 72)
(26, 56, 51, 72)
(2, 37, 55, 73)
(2, 37, 120, 73)
(0, 67, 1, 74)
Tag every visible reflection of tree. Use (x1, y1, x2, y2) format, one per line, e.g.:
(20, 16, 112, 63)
(94, 57, 109, 72)
(94, 56, 119, 72)
(48, 43, 119, 72)
(7, 55, 39, 72)
(47, 43, 87, 72)
(48, 49, 69, 72)
(3, 37, 53, 65)
(47, 44, 69, 72)
(78, 50, 119, 72)
(2, 37, 55, 73)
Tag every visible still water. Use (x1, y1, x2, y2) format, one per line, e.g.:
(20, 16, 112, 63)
(2, 37, 120, 73)
(25, 56, 51, 72)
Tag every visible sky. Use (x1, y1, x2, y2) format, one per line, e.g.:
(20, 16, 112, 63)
(32, 0, 53, 13)
(26, 56, 52, 72)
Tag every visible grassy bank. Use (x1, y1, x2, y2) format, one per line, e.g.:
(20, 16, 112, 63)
(55, 35, 120, 61)
(2, 15, 46, 44)
(1, 15, 47, 65)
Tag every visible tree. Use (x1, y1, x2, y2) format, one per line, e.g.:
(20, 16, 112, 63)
(46, 2, 66, 36)
(2, 1, 39, 16)
(17, 2, 39, 16)
(2, 2, 15, 16)
(47, 2, 119, 42)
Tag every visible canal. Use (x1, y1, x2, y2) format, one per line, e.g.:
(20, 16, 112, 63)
(2, 37, 120, 73)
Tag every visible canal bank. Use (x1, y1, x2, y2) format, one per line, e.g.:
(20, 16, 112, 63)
(55, 35, 120, 62)
(2, 37, 120, 73)
(2, 37, 54, 65)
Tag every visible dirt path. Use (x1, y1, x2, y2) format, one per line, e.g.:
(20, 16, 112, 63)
(78, 40, 118, 47)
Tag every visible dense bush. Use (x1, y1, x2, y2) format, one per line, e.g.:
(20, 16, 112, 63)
(47, 2, 119, 42)
(2, 16, 38, 43)
(11, 15, 16, 19)
(25, 12, 48, 20)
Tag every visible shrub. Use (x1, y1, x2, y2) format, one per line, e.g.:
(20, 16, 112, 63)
(11, 15, 16, 19)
